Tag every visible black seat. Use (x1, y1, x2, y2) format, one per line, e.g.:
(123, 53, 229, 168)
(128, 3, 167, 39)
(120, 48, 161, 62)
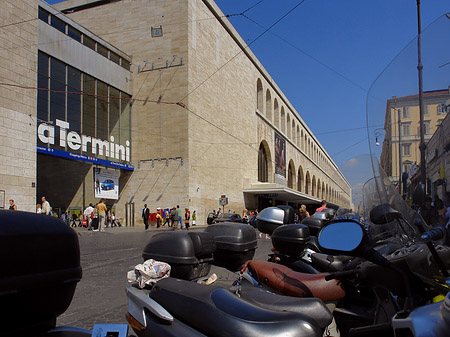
(238, 286, 332, 329)
(150, 277, 324, 337)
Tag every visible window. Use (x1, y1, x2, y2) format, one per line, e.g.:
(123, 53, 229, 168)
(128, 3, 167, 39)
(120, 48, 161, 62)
(97, 44, 109, 58)
(68, 25, 82, 43)
(50, 14, 66, 34)
(38, 7, 50, 23)
(110, 51, 121, 65)
(402, 106, 410, 118)
(37, 52, 49, 125)
(121, 59, 131, 71)
(438, 103, 449, 115)
(258, 143, 268, 182)
(67, 66, 81, 133)
(49, 58, 66, 122)
(83, 35, 96, 51)
(402, 143, 411, 156)
(424, 104, 430, 116)
(424, 120, 431, 135)
(151, 26, 163, 37)
(401, 122, 411, 136)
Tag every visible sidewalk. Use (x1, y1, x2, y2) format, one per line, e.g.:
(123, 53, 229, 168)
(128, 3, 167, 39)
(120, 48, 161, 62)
(71, 222, 208, 235)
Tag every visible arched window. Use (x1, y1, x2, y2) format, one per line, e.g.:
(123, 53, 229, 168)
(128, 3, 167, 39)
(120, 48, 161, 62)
(292, 119, 297, 144)
(274, 99, 279, 128)
(280, 106, 286, 134)
(312, 176, 316, 197)
(257, 79, 263, 112)
(297, 125, 300, 147)
(317, 179, 321, 198)
(297, 166, 303, 192)
(265, 90, 272, 122)
(322, 182, 325, 199)
(258, 142, 268, 182)
(288, 160, 295, 189)
(305, 171, 311, 195)
(287, 114, 291, 138)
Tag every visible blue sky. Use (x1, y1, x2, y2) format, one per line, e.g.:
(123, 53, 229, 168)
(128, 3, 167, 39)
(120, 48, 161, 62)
(46, 0, 450, 171)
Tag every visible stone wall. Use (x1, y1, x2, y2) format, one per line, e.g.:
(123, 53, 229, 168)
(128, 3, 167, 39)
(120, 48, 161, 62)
(0, 0, 38, 211)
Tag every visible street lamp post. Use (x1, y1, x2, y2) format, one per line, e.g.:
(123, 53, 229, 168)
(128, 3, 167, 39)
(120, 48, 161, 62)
(398, 108, 402, 194)
(416, 0, 426, 190)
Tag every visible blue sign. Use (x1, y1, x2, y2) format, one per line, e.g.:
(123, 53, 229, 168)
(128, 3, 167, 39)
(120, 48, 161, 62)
(37, 146, 134, 171)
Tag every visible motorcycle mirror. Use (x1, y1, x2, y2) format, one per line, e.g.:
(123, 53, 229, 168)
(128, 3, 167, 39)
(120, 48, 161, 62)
(318, 219, 391, 267)
(318, 219, 365, 254)
(369, 204, 402, 225)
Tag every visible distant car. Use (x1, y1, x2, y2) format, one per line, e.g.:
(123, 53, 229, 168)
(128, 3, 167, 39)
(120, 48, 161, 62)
(101, 179, 115, 190)
(212, 213, 243, 224)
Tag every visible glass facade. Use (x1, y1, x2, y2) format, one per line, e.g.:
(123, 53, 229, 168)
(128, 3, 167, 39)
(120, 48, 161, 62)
(38, 6, 130, 71)
(37, 51, 132, 163)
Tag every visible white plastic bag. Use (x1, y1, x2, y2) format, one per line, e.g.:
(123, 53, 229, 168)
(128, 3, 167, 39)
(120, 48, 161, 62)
(127, 259, 171, 288)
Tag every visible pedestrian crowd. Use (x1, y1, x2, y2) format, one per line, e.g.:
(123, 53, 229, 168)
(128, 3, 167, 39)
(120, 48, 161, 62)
(142, 204, 197, 231)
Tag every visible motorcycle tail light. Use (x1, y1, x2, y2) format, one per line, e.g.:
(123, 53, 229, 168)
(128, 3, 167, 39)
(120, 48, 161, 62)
(126, 312, 146, 332)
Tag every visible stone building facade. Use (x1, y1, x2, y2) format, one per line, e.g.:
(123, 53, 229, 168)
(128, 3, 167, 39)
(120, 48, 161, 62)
(0, 0, 38, 211)
(55, 0, 351, 225)
(1, 0, 351, 223)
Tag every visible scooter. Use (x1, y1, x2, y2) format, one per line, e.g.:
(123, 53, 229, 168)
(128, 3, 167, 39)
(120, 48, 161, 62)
(316, 216, 450, 337)
(126, 277, 334, 337)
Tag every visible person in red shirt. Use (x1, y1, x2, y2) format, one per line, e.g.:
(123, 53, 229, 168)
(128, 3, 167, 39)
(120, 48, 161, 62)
(315, 200, 327, 213)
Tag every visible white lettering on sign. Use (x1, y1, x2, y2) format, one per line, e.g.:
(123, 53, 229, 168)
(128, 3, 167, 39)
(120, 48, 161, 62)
(38, 119, 130, 162)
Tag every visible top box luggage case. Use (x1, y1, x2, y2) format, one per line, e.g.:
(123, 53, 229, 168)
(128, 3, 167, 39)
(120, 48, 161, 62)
(204, 222, 257, 269)
(256, 205, 295, 235)
(301, 217, 324, 237)
(0, 211, 82, 337)
(271, 224, 311, 257)
(142, 231, 216, 280)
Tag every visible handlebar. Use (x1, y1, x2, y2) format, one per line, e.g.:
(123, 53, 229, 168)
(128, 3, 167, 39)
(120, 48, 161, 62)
(421, 227, 445, 243)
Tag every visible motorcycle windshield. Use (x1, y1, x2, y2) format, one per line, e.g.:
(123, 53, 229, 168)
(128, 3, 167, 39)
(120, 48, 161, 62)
(360, 13, 450, 244)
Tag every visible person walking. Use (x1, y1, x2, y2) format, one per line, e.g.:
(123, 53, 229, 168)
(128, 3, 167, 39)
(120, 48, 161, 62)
(36, 204, 42, 214)
(184, 208, 190, 230)
(156, 208, 162, 228)
(171, 207, 178, 230)
(97, 199, 107, 232)
(299, 204, 310, 222)
(91, 204, 99, 231)
(41, 196, 52, 215)
(142, 204, 150, 230)
(163, 208, 170, 227)
(84, 203, 95, 230)
(315, 200, 327, 213)
(192, 210, 196, 226)
(110, 211, 117, 227)
(177, 205, 183, 229)
(9, 199, 17, 210)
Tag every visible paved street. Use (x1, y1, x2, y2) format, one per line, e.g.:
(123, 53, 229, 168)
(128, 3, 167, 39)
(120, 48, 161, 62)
(56, 224, 273, 335)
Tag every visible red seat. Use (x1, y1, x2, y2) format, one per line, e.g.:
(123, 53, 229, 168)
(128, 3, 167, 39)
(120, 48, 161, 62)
(246, 260, 345, 302)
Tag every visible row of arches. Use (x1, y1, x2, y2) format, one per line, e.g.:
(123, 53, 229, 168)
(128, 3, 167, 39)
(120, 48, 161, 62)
(257, 79, 335, 173)
(258, 141, 344, 205)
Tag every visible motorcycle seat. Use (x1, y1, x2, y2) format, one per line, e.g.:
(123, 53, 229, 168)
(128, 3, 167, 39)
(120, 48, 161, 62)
(246, 259, 345, 302)
(238, 286, 332, 329)
(150, 277, 324, 337)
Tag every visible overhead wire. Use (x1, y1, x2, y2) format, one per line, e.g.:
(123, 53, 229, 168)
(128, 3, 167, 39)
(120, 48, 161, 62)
(176, 0, 308, 103)
(239, 13, 369, 94)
